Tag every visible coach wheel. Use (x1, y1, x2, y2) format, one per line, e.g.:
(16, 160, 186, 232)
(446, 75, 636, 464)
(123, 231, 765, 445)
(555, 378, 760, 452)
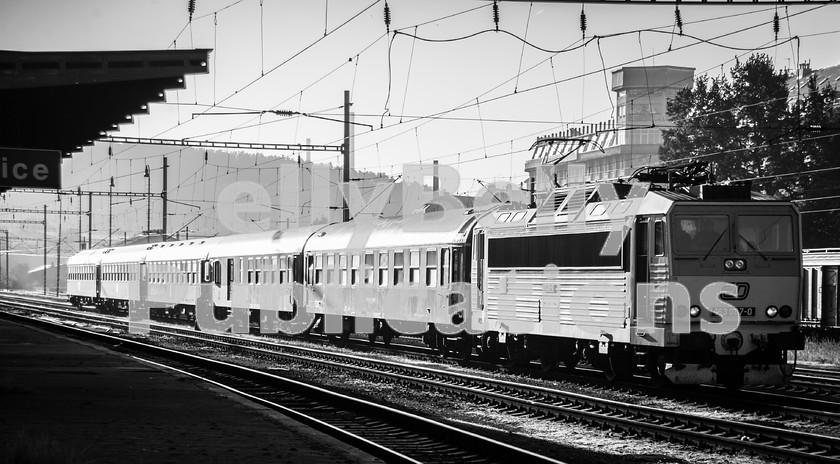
(456, 335, 472, 363)
(477, 332, 500, 363)
(330, 331, 350, 348)
(563, 352, 581, 371)
(539, 355, 558, 373)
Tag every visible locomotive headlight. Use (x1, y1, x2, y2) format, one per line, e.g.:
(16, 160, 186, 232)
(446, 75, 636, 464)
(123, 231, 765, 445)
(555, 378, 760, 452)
(724, 258, 746, 271)
(690, 305, 702, 318)
(779, 305, 793, 318)
(765, 305, 779, 318)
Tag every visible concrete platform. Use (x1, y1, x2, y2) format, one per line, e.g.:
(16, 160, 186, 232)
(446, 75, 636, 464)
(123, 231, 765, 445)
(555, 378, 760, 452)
(0, 318, 382, 463)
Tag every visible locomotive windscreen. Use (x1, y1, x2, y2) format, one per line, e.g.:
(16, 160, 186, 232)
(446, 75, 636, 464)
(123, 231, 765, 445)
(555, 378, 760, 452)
(487, 232, 622, 268)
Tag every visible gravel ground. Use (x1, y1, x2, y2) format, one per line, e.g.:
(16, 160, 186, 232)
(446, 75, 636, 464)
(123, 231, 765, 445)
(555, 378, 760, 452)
(141, 333, 787, 464)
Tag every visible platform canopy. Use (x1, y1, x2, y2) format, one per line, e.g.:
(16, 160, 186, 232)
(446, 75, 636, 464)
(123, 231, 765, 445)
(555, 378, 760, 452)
(0, 48, 211, 158)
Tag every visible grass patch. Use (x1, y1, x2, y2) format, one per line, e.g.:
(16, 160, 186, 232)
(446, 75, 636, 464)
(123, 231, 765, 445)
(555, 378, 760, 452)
(798, 337, 840, 365)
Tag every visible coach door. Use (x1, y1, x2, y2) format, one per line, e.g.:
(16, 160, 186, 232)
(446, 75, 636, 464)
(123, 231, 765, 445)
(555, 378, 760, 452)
(95, 265, 102, 298)
(226, 258, 234, 301)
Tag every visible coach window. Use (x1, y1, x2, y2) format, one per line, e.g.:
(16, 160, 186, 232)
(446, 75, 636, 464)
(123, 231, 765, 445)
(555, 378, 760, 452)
(409, 250, 420, 285)
(314, 254, 324, 284)
(351, 254, 360, 285)
(393, 251, 404, 285)
(426, 250, 438, 287)
(324, 254, 333, 284)
(378, 252, 389, 286)
(364, 253, 374, 284)
(340, 254, 348, 286)
(654, 220, 666, 256)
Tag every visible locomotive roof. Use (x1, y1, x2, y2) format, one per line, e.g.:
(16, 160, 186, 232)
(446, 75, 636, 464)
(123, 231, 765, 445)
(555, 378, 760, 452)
(207, 224, 329, 258)
(306, 210, 478, 252)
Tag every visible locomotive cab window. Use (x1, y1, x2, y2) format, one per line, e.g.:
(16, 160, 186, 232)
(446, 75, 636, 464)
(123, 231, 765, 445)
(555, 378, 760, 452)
(737, 215, 794, 253)
(673, 215, 730, 254)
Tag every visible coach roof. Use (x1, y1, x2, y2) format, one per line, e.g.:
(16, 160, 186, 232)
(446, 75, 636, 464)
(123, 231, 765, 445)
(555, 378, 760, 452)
(306, 210, 478, 252)
(207, 225, 328, 258)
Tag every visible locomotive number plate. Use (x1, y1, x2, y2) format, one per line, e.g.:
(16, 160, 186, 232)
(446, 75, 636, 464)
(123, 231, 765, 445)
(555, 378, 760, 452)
(737, 307, 755, 317)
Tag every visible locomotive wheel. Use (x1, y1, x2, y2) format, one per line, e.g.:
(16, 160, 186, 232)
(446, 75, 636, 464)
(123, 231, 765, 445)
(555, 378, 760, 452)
(647, 353, 669, 387)
(601, 347, 634, 382)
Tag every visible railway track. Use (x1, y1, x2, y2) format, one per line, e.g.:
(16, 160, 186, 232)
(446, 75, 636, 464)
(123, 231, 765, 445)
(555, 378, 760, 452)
(0, 307, 562, 464)
(4, 294, 840, 462)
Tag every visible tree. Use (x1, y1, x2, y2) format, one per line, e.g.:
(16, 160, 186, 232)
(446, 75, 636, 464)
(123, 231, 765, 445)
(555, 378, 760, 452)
(660, 54, 796, 195)
(660, 54, 840, 247)
(795, 75, 840, 248)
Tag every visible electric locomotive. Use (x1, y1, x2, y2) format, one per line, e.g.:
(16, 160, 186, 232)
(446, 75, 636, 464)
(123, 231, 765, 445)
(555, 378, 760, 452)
(470, 167, 804, 388)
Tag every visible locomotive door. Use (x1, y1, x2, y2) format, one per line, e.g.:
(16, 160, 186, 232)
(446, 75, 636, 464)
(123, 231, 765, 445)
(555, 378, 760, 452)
(635, 218, 649, 285)
(635, 216, 668, 286)
(475, 230, 485, 310)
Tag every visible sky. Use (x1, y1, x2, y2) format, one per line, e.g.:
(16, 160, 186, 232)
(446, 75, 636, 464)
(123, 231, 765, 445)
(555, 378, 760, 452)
(0, 0, 838, 252)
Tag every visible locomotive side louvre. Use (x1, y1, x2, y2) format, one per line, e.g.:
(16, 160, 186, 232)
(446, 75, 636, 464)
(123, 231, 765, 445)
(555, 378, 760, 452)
(472, 184, 643, 369)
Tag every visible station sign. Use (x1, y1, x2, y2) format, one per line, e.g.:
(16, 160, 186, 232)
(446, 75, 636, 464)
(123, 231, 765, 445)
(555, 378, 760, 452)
(0, 147, 62, 189)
